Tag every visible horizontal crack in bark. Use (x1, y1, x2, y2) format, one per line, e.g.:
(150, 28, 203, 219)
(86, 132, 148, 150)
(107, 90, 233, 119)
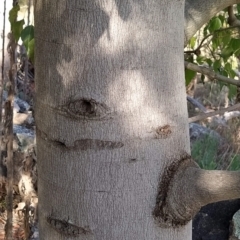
(37, 128, 124, 151)
(73, 139, 124, 150)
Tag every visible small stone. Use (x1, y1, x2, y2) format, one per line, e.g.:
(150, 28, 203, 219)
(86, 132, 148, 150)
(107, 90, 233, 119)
(230, 210, 240, 239)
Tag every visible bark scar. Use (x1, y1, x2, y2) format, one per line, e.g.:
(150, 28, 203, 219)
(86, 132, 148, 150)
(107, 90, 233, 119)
(47, 215, 92, 237)
(152, 124, 172, 139)
(58, 98, 112, 120)
(37, 128, 124, 151)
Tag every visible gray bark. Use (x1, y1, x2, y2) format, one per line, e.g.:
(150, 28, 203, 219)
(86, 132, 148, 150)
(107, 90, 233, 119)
(35, 0, 191, 239)
(184, 0, 240, 45)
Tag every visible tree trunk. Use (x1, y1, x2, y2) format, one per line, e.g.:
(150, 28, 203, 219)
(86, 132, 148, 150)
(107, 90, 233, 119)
(35, 0, 191, 239)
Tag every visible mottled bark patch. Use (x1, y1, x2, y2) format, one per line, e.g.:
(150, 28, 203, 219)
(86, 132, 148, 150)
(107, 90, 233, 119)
(47, 216, 91, 237)
(153, 154, 195, 228)
(59, 98, 112, 120)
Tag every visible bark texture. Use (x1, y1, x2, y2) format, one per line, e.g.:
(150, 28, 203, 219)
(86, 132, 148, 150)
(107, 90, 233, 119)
(184, 0, 240, 45)
(35, 0, 191, 239)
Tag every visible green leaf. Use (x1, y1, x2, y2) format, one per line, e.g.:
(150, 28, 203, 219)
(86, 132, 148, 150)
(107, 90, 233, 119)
(196, 56, 206, 64)
(189, 37, 197, 49)
(224, 62, 232, 72)
(235, 48, 240, 56)
(205, 58, 213, 66)
(221, 34, 231, 48)
(208, 17, 222, 32)
(237, 4, 240, 14)
(221, 46, 234, 61)
(212, 37, 220, 51)
(224, 62, 236, 78)
(27, 38, 34, 62)
(12, 19, 25, 41)
(185, 68, 196, 86)
(9, 5, 20, 24)
(220, 69, 228, 77)
(229, 69, 236, 79)
(229, 84, 237, 99)
(21, 25, 34, 48)
(230, 38, 240, 52)
(213, 59, 221, 72)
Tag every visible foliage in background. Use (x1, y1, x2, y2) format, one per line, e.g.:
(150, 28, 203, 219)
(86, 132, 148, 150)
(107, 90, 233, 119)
(191, 136, 219, 170)
(228, 154, 240, 170)
(191, 135, 240, 170)
(9, 0, 34, 62)
(185, 6, 240, 99)
(186, 5, 240, 170)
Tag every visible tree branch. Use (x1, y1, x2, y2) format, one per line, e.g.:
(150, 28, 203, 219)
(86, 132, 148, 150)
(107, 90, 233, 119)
(187, 95, 208, 113)
(184, 33, 213, 55)
(184, 26, 240, 54)
(154, 155, 240, 227)
(228, 5, 240, 26)
(189, 102, 240, 122)
(185, 61, 240, 86)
